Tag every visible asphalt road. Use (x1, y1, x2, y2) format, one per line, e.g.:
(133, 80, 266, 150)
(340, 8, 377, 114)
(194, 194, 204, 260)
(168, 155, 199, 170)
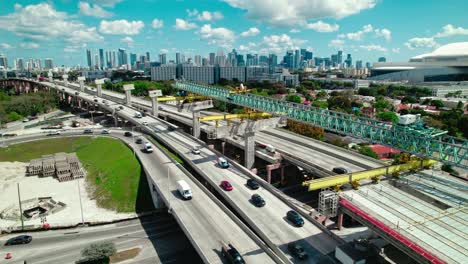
(0, 215, 201, 264)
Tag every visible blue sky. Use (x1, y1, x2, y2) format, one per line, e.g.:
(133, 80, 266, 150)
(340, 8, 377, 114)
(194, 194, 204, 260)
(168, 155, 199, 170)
(0, 0, 467, 67)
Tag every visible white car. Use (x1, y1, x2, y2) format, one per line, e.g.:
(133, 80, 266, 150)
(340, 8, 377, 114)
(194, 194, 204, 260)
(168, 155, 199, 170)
(101, 129, 110, 134)
(191, 147, 201, 155)
(142, 121, 148, 126)
(47, 131, 61, 136)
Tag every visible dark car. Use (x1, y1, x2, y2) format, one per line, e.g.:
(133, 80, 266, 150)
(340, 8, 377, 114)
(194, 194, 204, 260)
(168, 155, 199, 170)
(124, 131, 132, 137)
(288, 243, 308, 260)
(118, 106, 124, 110)
(221, 243, 245, 264)
(83, 129, 93, 134)
(286, 210, 304, 227)
(246, 179, 259, 190)
(251, 194, 265, 207)
(332, 167, 348, 174)
(5, 235, 32, 246)
(135, 137, 143, 144)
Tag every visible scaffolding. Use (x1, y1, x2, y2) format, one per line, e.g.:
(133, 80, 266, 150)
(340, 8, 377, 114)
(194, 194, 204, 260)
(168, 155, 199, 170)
(318, 189, 339, 217)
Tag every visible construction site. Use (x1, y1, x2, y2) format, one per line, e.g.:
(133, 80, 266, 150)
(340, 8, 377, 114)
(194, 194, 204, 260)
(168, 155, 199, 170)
(26, 152, 85, 182)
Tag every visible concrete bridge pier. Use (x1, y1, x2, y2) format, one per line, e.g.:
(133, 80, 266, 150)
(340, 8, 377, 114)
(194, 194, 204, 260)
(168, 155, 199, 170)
(62, 74, 68, 88)
(78, 76, 85, 92)
(95, 79, 104, 97)
(123, 84, 134, 106)
(48, 71, 53, 82)
(148, 90, 162, 117)
(266, 163, 285, 184)
(244, 127, 256, 169)
(192, 110, 201, 138)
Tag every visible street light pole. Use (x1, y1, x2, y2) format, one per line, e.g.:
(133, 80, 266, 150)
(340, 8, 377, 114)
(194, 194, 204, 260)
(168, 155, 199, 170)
(167, 165, 172, 214)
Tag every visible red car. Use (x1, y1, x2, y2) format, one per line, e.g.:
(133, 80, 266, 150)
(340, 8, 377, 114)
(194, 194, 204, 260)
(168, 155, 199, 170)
(220, 180, 233, 191)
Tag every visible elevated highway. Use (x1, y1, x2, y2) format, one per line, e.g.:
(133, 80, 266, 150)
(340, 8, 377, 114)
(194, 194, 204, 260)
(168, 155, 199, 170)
(3, 79, 340, 263)
(2, 131, 277, 264)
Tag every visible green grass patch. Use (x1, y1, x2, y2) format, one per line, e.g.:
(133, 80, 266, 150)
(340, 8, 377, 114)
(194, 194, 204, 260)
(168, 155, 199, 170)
(0, 137, 153, 213)
(146, 137, 184, 164)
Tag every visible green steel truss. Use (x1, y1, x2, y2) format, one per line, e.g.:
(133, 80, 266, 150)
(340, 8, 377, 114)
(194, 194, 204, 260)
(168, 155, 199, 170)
(174, 81, 468, 169)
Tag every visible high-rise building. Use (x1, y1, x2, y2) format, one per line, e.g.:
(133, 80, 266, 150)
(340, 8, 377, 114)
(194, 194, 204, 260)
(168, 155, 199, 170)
(27, 58, 34, 71)
(194, 55, 202, 66)
(94, 54, 99, 69)
(44, 58, 53, 70)
(259, 55, 268, 66)
(146, 52, 150, 62)
(236, 54, 245, 66)
(118, 48, 127, 66)
(337, 51, 343, 64)
(0, 54, 8, 69)
(202, 58, 209, 66)
(139, 55, 146, 64)
(176, 53, 181, 64)
(246, 54, 254, 66)
(130, 53, 137, 67)
(305, 51, 313, 61)
(112, 51, 116, 68)
(16, 58, 24, 71)
(209, 53, 215, 66)
(331, 54, 338, 66)
(216, 48, 225, 66)
(294, 50, 301, 69)
(345, 54, 352, 68)
(269, 54, 277, 67)
(86, 49, 92, 68)
(105, 52, 110, 68)
(366, 62, 372, 68)
(99, 49, 104, 70)
(356, 60, 363, 69)
(378, 57, 386, 62)
(159, 53, 167, 64)
(284, 51, 294, 69)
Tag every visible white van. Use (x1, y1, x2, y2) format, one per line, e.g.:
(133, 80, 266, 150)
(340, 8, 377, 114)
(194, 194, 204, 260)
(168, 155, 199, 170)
(144, 143, 153, 153)
(266, 144, 276, 153)
(176, 180, 192, 200)
(134, 112, 142, 118)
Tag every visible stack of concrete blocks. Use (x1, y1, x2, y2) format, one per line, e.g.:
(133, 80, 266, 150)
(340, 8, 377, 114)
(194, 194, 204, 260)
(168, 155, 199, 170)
(41, 155, 55, 177)
(67, 153, 85, 179)
(54, 153, 72, 182)
(26, 159, 43, 176)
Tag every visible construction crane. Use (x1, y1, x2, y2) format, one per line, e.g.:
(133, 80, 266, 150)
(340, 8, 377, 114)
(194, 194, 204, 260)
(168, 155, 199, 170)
(173, 80, 468, 169)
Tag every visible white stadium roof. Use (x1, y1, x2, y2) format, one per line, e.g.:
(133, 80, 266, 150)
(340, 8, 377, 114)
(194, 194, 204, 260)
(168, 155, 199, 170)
(411, 42, 468, 60)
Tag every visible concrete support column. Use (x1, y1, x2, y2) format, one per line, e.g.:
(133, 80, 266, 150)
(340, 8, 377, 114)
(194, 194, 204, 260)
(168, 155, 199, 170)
(78, 76, 85, 92)
(266, 165, 272, 184)
(62, 74, 68, 87)
(114, 115, 118, 127)
(244, 130, 256, 169)
(148, 90, 162, 117)
(48, 71, 53, 83)
(123, 84, 134, 106)
(281, 166, 285, 184)
(95, 79, 104, 97)
(221, 142, 226, 155)
(337, 213, 344, 230)
(78, 98, 82, 109)
(192, 110, 201, 138)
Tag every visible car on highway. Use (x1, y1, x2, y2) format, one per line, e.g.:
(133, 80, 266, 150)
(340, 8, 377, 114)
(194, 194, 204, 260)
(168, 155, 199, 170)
(177, 180, 192, 200)
(101, 129, 110, 134)
(221, 243, 245, 264)
(124, 131, 132, 137)
(142, 121, 148, 126)
(5, 235, 32, 246)
(332, 167, 348, 174)
(83, 129, 93, 134)
(246, 179, 259, 190)
(47, 131, 61, 136)
(22, 118, 29, 122)
(135, 137, 143, 144)
(217, 157, 230, 168)
(287, 242, 308, 260)
(220, 180, 233, 191)
(118, 106, 124, 110)
(286, 210, 304, 227)
(191, 146, 201, 155)
(251, 194, 265, 207)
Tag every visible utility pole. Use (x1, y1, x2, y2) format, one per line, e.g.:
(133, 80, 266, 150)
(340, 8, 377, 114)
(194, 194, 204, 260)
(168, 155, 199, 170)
(17, 183, 24, 230)
(77, 179, 84, 225)
(167, 166, 172, 214)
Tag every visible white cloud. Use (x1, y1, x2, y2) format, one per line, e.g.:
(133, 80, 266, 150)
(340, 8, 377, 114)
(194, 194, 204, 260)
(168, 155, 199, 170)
(392, 47, 400, 53)
(78, 2, 112, 18)
(99, 19, 144, 35)
(198, 24, 235, 47)
(92, 0, 123, 7)
(328, 39, 345, 49)
(306, 21, 339, 32)
(152, 18, 163, 29)
(120, 36, 134, 47)
(238, 42, 257, 53)
(186, 9, 199, 17)
(290, 28, 300, 33)
(174, 18, 197, 30)
(404, 37, 439, 50)
(0, 3, 103, 45)
(262, 34, 306, 54)
(375, 28, 391, 41)
(434, 24, 468, 38)
(64, 43, 87, 53)
(197, 11, 224, 21)
(0, 43, 14, 49)
(359, 44, 387, 52)
(240, 27, 260, 37)
(20, 42, 39, 49)
(160, 48, 169, 54)
(223, 0, 376, 26)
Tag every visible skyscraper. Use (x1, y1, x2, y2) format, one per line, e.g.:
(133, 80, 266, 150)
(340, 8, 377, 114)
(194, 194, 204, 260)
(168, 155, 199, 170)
(105, 52, 110, 68)
(209, 53, 215, 66)
(294, 50, 301, 69)
(130, 53, 137, 67)
(246, 54, 254, 66)
(305, 51, 313, 61)
(216, 48, 225, 66)
(176, 53, 181, 64)
(99, 49, 104, 70)
(86, 49, 92, 68)
(16, 58, 24, 71)
(378, 57, 386, 62)
(159, 53, 167, 64)
(269, 54, 277, 67)
(259, 55, 268, 66)
(337, 51, 343, 64)
(236, 54, 245, 66)
(44, 58, 53, 70)
(112, 51, 116, 68)
(194, 55, 202, 66)
(146, 52, 150, 62)
(118, 48, 127, 66)
(284, 50, 294, 69)
(0, 54, 8, 69)
(94, 54, 99, 69)
(356, 60, 363, 69)
(345, 54, 352, 68)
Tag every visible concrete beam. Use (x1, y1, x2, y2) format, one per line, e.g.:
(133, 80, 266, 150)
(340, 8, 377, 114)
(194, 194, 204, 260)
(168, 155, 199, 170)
(149, 89, 162, 117)
(62, 74, 68, 87)
(192, 110, 201, 138)
(77, 76, 85, 92)
(123, 84, 135, 106)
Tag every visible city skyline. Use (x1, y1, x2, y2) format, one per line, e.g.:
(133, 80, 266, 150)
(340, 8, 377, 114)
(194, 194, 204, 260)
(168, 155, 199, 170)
(0, 0, 467, 66)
